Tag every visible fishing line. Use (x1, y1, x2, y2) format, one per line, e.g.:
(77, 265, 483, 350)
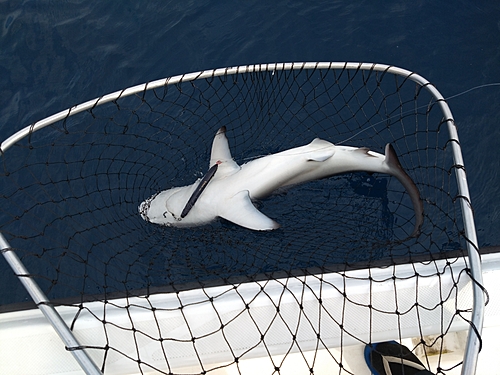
(445, 82, 500, 100)
(337, 82, 500, 145)
(231, 82, 500, 160)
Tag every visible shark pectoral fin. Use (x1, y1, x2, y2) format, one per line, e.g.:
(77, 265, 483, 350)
(219, 190, 280, 231)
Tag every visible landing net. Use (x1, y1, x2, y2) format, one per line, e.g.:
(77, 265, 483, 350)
(0, 63, 484, 374)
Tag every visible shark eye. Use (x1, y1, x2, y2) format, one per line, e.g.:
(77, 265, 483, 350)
(163, 210, 181, 221)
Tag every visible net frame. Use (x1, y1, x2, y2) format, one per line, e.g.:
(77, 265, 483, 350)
(0, 62, 485, 374)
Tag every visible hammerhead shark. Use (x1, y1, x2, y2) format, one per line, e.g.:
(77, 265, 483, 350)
(139, 127, 423, 237)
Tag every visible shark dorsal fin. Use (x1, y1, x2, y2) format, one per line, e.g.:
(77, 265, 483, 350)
(210, 126, 240, 175)
(210, 126, 232, 166)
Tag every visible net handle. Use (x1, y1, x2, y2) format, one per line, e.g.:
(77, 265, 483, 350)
(0, 233, 102, 375)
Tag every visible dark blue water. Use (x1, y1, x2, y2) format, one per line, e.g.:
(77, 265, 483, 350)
(1, 1, 500, 306)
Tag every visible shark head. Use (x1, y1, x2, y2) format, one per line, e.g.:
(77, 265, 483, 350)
(139, 182, 221, 227)
(139, 126, 281, 230)
(139, 186, 192, 224)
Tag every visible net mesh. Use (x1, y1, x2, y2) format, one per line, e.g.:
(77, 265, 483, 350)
(0, 63, 480, 374)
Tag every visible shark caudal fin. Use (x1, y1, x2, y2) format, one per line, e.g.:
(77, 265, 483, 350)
(384, 144, 424, 238)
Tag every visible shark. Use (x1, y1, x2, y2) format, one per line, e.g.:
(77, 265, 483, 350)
(139, 126, 424, 237)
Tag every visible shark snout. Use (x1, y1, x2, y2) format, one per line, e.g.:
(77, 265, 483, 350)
(138, 199, 150, 221)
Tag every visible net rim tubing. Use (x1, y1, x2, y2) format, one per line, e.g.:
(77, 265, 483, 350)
(0, 61, 434, 154)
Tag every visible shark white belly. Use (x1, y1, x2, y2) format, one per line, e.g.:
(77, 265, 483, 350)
(139, 127, 423, 237)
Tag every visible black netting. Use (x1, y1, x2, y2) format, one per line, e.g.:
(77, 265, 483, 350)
(0, 64, 477, 374)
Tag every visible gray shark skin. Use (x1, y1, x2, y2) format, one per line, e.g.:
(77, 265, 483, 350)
(139, 127, 423, 237)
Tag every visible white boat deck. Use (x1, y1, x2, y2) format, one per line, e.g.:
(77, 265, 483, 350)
(1, 252, 498, 375)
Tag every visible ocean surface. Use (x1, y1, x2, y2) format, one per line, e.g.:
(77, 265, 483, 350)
(1, 1, 499, 305)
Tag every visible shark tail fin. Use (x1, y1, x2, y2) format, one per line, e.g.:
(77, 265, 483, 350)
(384, 144, 424, 238)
